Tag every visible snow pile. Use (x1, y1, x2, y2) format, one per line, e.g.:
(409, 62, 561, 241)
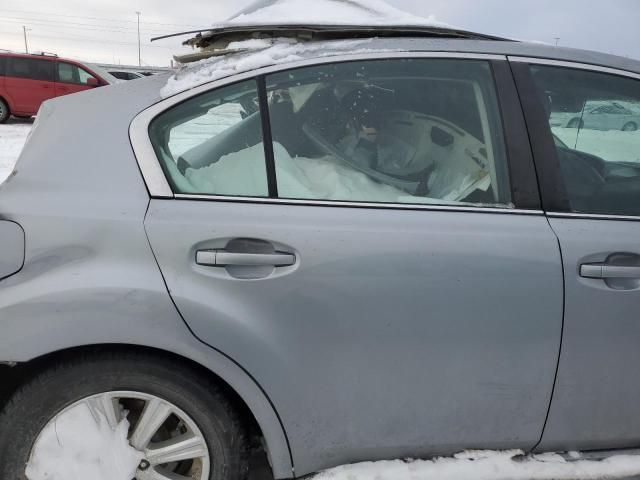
(224, 0, 449, 28)
(314, 450, 640, 480)
(25, 403, 143, 480)
(162, 37, 381, 97)
(0, 122, 31, 184)
(179, 142, 483, 205)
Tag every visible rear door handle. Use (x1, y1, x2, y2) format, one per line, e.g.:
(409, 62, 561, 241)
(196, 250, 295, 267)
(580, 263, 640, 279)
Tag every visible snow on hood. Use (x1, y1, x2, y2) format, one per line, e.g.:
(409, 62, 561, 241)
(25, 403, 143, 480)
(161, 37, 388, 97)
(223, 0, 449, 28)
(314, 450, 640, 480)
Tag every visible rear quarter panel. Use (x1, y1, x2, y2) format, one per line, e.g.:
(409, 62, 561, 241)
(0, 78, 293, 478)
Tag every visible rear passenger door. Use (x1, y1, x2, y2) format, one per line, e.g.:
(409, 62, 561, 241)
(512, 59, 640, 452)
(138, 55, 563, 475)
(4, 56, 55, 114)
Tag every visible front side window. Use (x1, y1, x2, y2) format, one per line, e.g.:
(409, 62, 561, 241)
(532, 65, 640, 215)
(7, 57, 54, 82)
(265, 59, 511, 207)
(57, 62, 97, 85)
(149, 79, 268, 197)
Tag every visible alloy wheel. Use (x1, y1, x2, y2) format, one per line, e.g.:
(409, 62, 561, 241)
(29, 391, 211, 480)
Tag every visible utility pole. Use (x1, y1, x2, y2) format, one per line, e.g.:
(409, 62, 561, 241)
(136, 11, 142, 67)
(23, 26, 29, 53)
(554, 37, 560, 46)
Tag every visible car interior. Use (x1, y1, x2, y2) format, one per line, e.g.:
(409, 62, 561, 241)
(152, 60, 514, 207)
(533, 65, 640, 214)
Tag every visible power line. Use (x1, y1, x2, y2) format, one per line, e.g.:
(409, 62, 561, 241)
(0, 8, 203, 28)
(0, 29, 186, 49)
(0, 16, 176, 34)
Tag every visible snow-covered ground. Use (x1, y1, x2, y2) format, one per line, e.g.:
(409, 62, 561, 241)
(0, 119, 31, 184)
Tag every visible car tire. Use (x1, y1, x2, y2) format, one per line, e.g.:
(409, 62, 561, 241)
(567, 118, 584, 129)
(622, 122, 638, 132)
(0, 98, 10, 124)
(0, 351, 250, 480)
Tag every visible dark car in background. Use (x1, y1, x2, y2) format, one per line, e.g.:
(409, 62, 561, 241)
(109, 69, 145, 81)
(0, 52, 116, 122)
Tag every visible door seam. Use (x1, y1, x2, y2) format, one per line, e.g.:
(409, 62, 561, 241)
(141, 198, 296, 476)
(532, 216, 566, 452)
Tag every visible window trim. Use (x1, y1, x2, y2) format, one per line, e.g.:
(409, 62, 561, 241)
(509, 57, 640, 81)
(509, 56, 640, 219)
(256, 75, 278, 198)
(130, 51, 531, 214)
(173, 193, 542, 215)
(491, 60, 541, 209)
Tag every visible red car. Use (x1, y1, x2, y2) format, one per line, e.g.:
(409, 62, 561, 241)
(0, 52, 116, 123)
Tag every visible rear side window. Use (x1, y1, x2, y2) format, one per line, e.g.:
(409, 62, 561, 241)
(149, 79, 269, 197)
(149, 59, 512, 208)
(57, 62, 97, 85)
(6, 57, 54, 81)
(0, 56, 5, 76)
(530, 65, 640, 216)
(265, 59, 511, 206)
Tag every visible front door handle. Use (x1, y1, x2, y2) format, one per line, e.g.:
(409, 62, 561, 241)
(196, 250, 295, 267)
(580, 263, 640, 279)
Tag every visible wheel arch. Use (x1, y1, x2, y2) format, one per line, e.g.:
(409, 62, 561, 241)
(0, 94, 11, 117)
(0, 92, 15, 107)
(0, 342, 294, 479)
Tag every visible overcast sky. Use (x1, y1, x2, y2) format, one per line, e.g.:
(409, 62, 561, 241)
(0, 0, 638, 68)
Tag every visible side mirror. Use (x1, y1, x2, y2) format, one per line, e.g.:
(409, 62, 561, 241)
(86, 77, 99, 88)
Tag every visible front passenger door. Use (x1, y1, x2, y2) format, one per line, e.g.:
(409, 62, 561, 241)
(515, 60, 640, 452)
(141, 56, 563, 475)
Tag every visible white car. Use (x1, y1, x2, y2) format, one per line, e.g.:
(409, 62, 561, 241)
(551, 100, 640, 131)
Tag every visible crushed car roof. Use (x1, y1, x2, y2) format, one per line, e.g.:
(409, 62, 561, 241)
(160, 36, 640, 98)
(152, 0, 509, 62)
(154, 25, 510, 63)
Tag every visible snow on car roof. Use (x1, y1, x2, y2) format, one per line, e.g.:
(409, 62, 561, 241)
(224, 0, 447, 27)
(152, 0, 505, 48)
(161, 37, 388, 97)
(160, 0, 508, 97)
